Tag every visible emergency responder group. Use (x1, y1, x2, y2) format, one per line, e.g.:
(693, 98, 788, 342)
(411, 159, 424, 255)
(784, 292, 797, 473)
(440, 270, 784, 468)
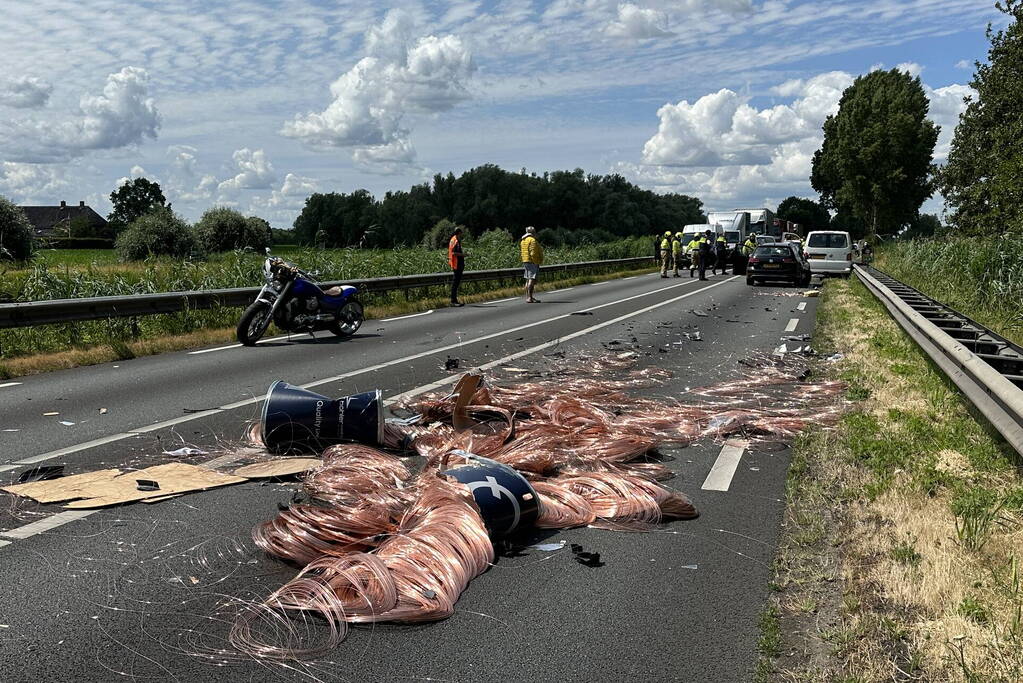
(658, 229, 755, 280)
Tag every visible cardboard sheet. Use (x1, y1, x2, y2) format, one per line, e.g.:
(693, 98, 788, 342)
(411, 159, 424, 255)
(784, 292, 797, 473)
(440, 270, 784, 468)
(232, 458, 321, 479)
(61, 463, 246, 509)
(2, 469, 123, 504)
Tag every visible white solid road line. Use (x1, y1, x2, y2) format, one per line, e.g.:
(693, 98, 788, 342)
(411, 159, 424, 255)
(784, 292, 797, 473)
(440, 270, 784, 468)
(784, 318, 799, 332)
(381, 309, 434, 322)
(490, 297, 518, 303)
(0, 276, 741, 549)
(548, 287, 574, 294)
(0, 382, 22, 388)
(702, 439, 749, 492)
(6, 276, 728, 469)
(0, 510, 98, 540)
(590, 281, 611, 286)
(797, 302, 807, 311)
(188, 333, 296, 355)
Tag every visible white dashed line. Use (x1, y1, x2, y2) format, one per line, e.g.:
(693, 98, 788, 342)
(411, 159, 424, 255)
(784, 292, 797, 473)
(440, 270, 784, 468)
(0, 382, 22, 389)
(589, 281, 611, 286)
(381, 309, 434, 322)
(548, 288, 574, 294)
(784, 318, 799, 332)
(797, 302, 807, 311)
(0, 510, 98, 541)
(702, 440, 748, 492)
(489, 297, 518, 303)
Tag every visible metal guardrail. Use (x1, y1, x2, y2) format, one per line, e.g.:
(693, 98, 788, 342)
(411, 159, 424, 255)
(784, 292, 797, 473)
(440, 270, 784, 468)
(0, 257, 652, 329)
(854, 264, 1023, 456)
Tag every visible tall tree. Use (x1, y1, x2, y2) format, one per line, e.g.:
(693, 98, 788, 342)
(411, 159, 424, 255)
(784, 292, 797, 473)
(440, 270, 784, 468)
(108, 177, 167, 233)
(811, 68, 939, 238)
(777, 196, 831, 231)
(939, 2, 1023, 234)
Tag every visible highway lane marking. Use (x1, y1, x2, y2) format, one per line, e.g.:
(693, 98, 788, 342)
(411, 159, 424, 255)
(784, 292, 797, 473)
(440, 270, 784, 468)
(548, 287, 574, 293)
(797, 302, 807, 311)
(0, 277, 740, 549)
(784, 318, 799, 332)
(381, 309, 434, 322)
(0, 539, 10, 548)
(188, 333, 296, 355)
(0, 510, 98, 541)
(590, 281, 611, 286)
(702, 439, 749, 492)
(7, 276, 724, 469)
(490, 297, 518, 303)
(622, 276, 638, 280)
(0, 382, 22, 389)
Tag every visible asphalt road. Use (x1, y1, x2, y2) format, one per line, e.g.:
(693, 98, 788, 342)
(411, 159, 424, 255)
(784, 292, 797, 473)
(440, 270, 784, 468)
(0, 270, 820, 682)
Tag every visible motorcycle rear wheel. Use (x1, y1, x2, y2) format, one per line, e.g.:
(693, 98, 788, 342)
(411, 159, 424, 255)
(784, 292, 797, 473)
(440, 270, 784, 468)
(237, 302, 273, 346)
(330, 299, 364, 337)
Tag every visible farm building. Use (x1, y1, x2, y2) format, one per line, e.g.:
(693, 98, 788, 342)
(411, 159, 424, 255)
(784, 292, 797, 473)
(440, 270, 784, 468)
(20, 200, 107, 237)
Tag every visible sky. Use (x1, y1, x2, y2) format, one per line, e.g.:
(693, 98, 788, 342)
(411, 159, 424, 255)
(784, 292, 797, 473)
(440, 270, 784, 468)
(0, 0, 1004, 228)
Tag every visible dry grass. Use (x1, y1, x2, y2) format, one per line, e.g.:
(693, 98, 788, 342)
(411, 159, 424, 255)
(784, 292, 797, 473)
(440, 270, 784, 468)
(761, 276, 1023, 682)
(0, 266, 656, 379)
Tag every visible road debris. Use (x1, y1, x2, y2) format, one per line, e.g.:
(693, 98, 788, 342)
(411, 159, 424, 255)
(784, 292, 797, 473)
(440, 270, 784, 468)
(17, 465, 64, 483)
(445, 357, 460, 371)
(529, 540, 567, 552)
(42, 411, 59, 416)
(233, 458, 321, 479)
(162, 447, 209, 457)
(59, 420, 75, 426)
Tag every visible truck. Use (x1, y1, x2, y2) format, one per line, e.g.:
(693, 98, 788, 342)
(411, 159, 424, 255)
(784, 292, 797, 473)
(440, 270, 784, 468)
(706, 211, 750, 251)
(734, 208, 777, 238)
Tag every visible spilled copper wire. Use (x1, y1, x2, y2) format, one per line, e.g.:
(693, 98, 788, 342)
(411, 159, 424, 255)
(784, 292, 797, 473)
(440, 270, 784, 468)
(234, 355, 844, 660)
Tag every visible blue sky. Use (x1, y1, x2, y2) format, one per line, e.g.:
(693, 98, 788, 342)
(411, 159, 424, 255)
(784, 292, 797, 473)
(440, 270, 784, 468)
(0, 0, 1003, 227)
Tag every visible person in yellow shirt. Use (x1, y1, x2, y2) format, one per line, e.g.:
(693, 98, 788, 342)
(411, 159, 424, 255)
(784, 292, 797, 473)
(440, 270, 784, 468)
(520, 226, 544, 303)
(659, 231, 672, 277)
(671, 231, 684, 277)
(687, 235, 701, 278)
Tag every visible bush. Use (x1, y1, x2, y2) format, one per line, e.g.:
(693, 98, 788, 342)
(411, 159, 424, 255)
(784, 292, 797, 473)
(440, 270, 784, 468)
(473, 228, 514, 249)
(421, 219, 460, 249)
(115, 208, 197, 260)
(0, 195, 34, 261)
(194, 207, 271, 253)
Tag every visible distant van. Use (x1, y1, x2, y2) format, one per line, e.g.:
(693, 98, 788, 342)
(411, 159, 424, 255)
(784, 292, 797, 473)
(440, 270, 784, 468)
(805, 230, 852, 277)
(681, 224, 724, 241)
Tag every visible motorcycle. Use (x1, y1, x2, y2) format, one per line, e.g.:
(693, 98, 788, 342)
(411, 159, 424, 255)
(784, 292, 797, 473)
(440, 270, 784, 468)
(236, 250, 365, 346)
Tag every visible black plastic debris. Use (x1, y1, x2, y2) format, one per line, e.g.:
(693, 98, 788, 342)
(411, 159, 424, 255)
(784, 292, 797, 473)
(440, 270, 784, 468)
(136, 479, 161, 492)
(571, 311, 594, 316)
(18, 465, 64, 483)
(570, 543, 605, 568)
(690, 309, 709, 317)
(445, 357, 460, 371)
(781, 334, 812, 342)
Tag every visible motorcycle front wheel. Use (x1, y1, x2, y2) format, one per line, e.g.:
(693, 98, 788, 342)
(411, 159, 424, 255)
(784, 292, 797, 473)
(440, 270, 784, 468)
(237, 301, 273, 346)
(330, 299, 364, 337)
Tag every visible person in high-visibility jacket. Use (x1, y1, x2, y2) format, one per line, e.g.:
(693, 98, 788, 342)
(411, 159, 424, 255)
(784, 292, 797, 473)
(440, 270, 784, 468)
(520, 226, 544, 303)
(713, 234, 728, 275)
(448, 227, 465, 306)
(742, 233, 757, 256)
(687, 234, 701, 277)
(671, 231, 684, 277)
(698, 230, 712, 280)
(659, 231, 672, 278)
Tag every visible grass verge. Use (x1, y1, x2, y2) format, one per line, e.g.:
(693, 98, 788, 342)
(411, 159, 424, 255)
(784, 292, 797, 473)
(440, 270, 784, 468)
(0, 266, 657, 379)
(758, 275, 1023, 682)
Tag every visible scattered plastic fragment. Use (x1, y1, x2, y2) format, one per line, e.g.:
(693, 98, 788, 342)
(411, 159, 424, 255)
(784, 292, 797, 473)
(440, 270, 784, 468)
(445, 357, 460, 371)
(691, 309, 708, 317)
(136, 480, 161, 492)
(680, 565, 698, 570)
(162, 447, 208, 457)
(99, 408, 108, 415)
(59, 420, 75, 426)
(804, 290, 820, 297)
(781, 334, 811, 342)
(570, 544, 605, 568)
(18, 465, 64, 484)
(2, 429, 18, 432)
(529, 541, 566, 552)
(43, 411, 59, 416)
(826, 353, 845, 362)
(571, 311, 594, 316)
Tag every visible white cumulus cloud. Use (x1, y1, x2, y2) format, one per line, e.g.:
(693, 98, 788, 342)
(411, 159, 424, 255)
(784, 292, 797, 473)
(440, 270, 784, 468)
(217, 148, 277, 193)
(0, 76, 53, 109)
(605, 4, 673, 40)
(632, 69, 972, 210)
(281, 9, 474, 168)
(0, 162, 69, 201)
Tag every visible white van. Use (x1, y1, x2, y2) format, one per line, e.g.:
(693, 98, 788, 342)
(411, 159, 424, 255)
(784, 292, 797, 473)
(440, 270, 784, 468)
(804, 230, 852, 277)
(681, 224, 724, 241)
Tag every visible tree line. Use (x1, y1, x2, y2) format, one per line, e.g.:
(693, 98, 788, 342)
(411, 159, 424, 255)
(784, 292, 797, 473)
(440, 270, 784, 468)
(293, 165, 705, 248)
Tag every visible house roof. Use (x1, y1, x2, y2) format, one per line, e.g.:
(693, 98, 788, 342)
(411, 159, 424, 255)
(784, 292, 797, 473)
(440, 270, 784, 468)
(20, 203, 107, 235)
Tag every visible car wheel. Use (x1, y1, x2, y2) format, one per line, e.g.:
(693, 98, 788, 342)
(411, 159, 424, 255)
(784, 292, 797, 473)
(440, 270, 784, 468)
(746, 276, 756, 286)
